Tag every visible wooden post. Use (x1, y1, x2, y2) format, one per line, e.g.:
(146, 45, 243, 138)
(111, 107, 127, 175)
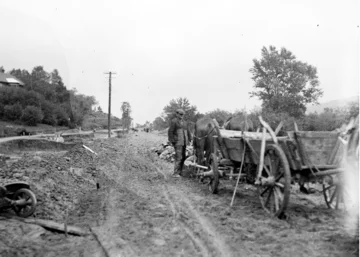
(259, 116, 278, 144)
(104, 71, 117, 138)
(274, 121, 284, 136)
(108, 71, 112, 138)
(230, 141, 246, 207)
(255, 127, 267, 184)
(294, 121, 299, 132)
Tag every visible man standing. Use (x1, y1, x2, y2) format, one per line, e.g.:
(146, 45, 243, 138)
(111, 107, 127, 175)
(168, 109, 192, 178)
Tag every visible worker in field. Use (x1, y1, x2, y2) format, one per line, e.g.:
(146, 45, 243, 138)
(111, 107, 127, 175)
(168, 109, 192, 178)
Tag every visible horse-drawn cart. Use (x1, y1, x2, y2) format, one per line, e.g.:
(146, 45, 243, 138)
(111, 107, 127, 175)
(188, 117, 350, 218)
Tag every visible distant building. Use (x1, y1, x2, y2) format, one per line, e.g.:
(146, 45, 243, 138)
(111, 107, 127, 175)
(0, 68, 25, 88)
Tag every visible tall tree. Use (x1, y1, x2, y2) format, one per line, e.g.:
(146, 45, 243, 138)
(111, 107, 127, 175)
(121, 102, 132, 130)
(153, 116, 167, 130)
(50, 69, 69, 103)
(204, 109, 231, 127)
(69, 88, 97, 126)
(9, 69, 32, 89)
(163, 97, 202, 124)
(249, 46, 323, 118)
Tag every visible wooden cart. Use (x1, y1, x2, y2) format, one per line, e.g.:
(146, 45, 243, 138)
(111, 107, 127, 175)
(189, 118, 347, 218)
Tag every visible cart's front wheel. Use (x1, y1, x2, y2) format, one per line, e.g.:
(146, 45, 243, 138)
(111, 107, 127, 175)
(258, 144, 291, 218)
(13, 188, 37, 218)
(208, 153, 219, 194)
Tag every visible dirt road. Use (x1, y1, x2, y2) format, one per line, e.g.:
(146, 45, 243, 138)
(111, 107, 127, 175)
(0, 131, 358, 257)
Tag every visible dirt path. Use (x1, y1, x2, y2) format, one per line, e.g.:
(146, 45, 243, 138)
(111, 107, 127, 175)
(0, 131, 358, 257)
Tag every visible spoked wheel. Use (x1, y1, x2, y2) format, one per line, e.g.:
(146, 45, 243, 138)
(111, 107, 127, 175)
(323, 174, 352, 210)
(208, 153, 220, 194)
(13, 188, 37, 218)
(258, 144, 291, 218)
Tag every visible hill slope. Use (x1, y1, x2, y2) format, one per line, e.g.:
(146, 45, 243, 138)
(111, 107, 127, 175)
(307, 95, 359, 113)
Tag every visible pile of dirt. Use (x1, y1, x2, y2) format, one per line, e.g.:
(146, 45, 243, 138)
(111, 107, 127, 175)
(0, 139, 76, 154)
(0, 142, 104, 222)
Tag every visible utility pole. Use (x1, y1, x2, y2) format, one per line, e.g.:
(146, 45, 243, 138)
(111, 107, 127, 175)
(104, 71, 116, 138)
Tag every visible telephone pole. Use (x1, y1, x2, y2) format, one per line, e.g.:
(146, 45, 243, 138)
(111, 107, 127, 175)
(104, 71, 116, 138)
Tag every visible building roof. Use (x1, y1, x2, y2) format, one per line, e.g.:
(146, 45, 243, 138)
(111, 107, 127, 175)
(0, 73, 25, 86)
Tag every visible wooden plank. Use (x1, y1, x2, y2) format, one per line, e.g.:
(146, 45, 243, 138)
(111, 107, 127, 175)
(295, 131, 340, 138)
(3, 216, 89, 236)
(308, 168, 344, 178)
(278, 141, 296, 170)
(259, 116, 278, 144)
(274, 121, 284, 136)
(301, 164, 338, 169)
(257, 127, 267, 180)
(294, 132, 340, 166)
(220, 130, 273, 139)
(294, 121, 299, 132)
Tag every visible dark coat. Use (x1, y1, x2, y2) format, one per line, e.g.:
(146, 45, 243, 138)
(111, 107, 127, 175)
(168, 117, 192, 146)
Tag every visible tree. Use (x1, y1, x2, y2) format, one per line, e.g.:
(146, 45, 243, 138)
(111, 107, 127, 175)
(153, 116, 168, 130)
(4, 103, 23, 121)
(10, 69, 32, 88)
(249, 46, 323, 118)
(121, 102, 132, 130)
(21, 106, 44, 126)
(50, 69, 69, 103)
(69, 88, 97, 126)
(163, 97, 202, 124)
(347, 101, 359, 120)
(204, 109, 231, 127)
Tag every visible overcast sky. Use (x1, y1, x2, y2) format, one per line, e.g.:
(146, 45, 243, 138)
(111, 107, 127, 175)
(0, 0, 358, 125)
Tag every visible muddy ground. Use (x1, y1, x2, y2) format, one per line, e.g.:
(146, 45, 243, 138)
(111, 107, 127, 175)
(0, 131, 358, 257)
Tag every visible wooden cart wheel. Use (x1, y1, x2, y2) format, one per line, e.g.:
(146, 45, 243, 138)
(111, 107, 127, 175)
(323, 174, 349, 210)
(13, 188, 37, 218)
(208, 153, 219, 194)
(258, 144, 291, 218)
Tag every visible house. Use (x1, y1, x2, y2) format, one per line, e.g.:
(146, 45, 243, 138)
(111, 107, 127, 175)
(0, 68, 25, 87)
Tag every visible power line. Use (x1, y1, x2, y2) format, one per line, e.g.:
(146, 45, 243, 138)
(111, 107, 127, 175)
(104, 71, 117, 138)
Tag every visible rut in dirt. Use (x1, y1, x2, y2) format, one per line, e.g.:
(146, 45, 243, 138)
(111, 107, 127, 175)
(162, 183, 239, 257)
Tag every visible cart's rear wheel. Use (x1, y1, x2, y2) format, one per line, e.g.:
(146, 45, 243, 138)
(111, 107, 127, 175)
(13, 188, 37, 218)
(208, 153, 219, 194)
(258, 144, 291, 218)
(323, 174, 352, 210)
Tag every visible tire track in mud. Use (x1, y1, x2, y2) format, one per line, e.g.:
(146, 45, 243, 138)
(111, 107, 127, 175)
(162, 184, 211, 257)
(162, 184, 235, 257)
(89, 188, 136, 257)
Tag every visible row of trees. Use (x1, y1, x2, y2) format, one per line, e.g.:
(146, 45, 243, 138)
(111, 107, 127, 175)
(0, 66, 96, 127)
(152, 45, 357, 131)
(152, 97, 358, 132)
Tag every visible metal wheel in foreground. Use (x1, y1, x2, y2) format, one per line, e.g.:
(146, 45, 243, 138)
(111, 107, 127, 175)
(13, 188, 37, 218)
(258, 144, 291, 218)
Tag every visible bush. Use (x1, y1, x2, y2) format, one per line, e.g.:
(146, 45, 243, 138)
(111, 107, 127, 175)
(41, 101, 57, 126)
(54, 107, 69, 126)
(21, 106, 44, 126)
(4, 103, 23, 120)
(260, 109, 294, 131)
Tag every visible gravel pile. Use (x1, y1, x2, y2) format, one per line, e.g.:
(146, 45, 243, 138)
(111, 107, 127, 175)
(151, 143, 193, 162)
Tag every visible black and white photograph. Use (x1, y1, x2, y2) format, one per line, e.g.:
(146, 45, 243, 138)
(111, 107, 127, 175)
(0, 0, 358, 256)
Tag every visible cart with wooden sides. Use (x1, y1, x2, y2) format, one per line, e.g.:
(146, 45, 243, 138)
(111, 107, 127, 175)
(187, 117, 348, 218)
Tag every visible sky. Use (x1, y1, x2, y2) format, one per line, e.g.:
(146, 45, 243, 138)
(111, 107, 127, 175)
(0, 0, 358, 125)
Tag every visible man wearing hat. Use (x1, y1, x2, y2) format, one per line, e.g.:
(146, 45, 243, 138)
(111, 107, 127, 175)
(168, 109, 192, 178)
